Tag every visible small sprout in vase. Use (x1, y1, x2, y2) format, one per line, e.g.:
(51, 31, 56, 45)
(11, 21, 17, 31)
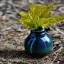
(18, 4, 64, 30)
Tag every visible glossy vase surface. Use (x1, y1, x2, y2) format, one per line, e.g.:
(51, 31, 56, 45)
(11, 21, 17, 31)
(24, 29, 53, 57)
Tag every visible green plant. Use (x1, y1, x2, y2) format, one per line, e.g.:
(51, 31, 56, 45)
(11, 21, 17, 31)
(18, 4, 64, 30)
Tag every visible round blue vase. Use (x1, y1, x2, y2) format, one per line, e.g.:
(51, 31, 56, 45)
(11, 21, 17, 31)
(24, 29, 53, 57)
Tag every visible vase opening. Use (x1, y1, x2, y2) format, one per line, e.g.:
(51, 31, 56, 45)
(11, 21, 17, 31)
(31, 27, 45, 34)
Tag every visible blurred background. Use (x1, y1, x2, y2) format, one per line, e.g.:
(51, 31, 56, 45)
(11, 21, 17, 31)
(0, 0, 64, 64)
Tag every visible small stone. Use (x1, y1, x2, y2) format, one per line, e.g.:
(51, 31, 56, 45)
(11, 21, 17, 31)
(29, 0, 36, 3)
(0, 61, 3, 64)
(5, 27, 12, 30)
(2, 16, 8, 20)
(53, 34, 60, 38)
(7, 62, 12, 64)
(0, 12, 3, 16)
(8, 32, 16, 37)
(0, 3, 4, 7)
(37, 0, 45, 4)
(54, 41, 61, 45)
(57, 61, 60, 64)
(6, 10, 13, 14)
(7, 0, 12, 4)
(53, 0, 61, 4)
(16, 27, 23, 32)
(59, 6, 64, 13)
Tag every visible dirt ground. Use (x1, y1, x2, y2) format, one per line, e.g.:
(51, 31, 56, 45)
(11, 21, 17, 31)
(0, 0, 64, 64)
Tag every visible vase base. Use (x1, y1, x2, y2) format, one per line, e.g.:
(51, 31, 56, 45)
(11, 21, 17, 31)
(25, 50, 52, 58)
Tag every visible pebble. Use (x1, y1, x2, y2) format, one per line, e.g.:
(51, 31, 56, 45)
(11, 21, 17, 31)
(0, 12, 3, 16)
(7, 62, 12, 64)
(37, 0, 45, 4)
(2, 16, 8, 20)
(58, 6, 64, 13)
(5, 27, 12, 31)
(0, 61, 3, 64)
(54, 41, 61, 45)
(57, 61, 60, 64)
(16, 27, 23, 32)
(28, 0, 36, 4)
(0, 3, 4, 7)
(53, 0, 61, 3)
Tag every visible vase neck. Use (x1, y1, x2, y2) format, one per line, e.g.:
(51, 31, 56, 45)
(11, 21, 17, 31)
(31, 29, 45, 35)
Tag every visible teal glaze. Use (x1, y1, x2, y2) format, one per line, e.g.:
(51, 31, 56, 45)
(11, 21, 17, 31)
(24, 29, 53, 57)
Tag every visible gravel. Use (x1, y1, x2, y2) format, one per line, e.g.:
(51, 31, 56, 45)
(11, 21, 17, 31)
(0, 0, 64, 64)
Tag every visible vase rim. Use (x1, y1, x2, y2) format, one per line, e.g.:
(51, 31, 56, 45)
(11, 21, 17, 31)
(31, 29, 45, 33)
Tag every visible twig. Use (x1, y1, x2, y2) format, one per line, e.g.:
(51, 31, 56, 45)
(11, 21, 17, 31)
(51, 52, 60, 64)
(53, 46, 63, 54)
(51, 46, 63, 64)
(55, 26, 64, 35)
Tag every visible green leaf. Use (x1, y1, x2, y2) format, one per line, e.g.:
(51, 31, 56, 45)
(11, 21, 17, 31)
(42, 16, 64, 28)
(18, 4, 64, 30)
(40, 4, 58, 18)
(19, 12, 28, 19)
